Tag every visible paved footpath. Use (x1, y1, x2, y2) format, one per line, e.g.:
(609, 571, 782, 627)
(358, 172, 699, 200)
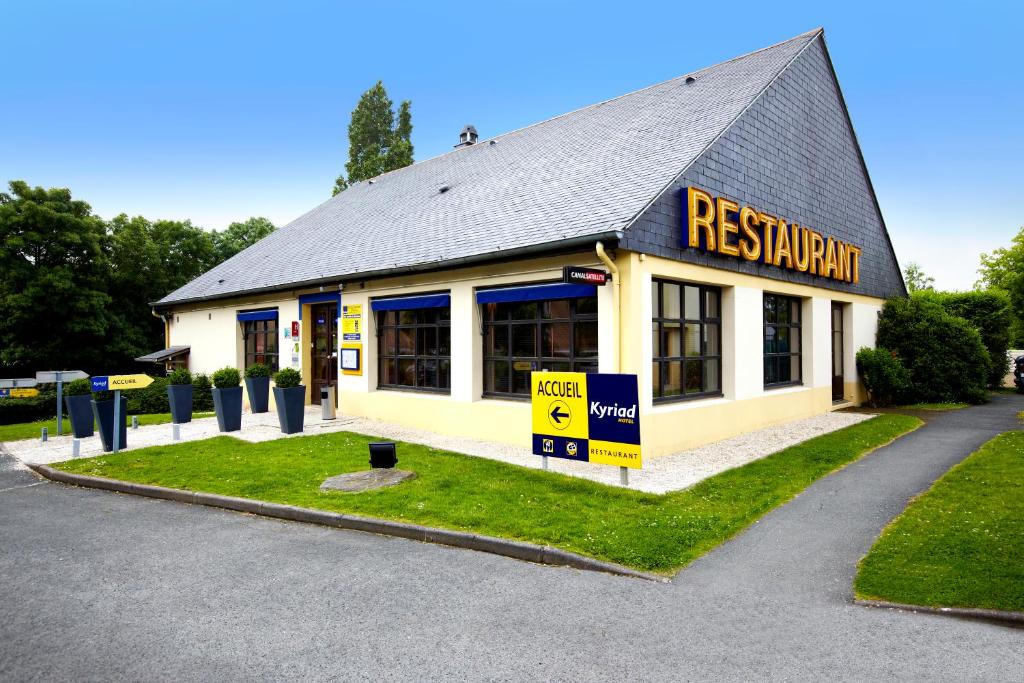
(1, 396, 1022, 681)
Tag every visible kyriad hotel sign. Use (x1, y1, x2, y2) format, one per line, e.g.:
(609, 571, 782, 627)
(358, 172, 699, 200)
(683, 186, 863, 284)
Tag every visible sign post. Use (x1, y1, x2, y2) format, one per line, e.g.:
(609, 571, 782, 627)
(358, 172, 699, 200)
(89, 374, 153, 453)
(530, 372, 642, 483)
(35, 370, 88, 436)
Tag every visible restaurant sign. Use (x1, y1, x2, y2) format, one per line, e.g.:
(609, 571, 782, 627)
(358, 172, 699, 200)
(682, 186, 862, 284)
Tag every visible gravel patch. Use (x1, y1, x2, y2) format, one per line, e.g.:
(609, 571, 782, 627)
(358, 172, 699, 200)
(4, 406, 873, 494)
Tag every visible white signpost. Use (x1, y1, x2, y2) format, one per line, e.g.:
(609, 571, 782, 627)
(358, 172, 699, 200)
(35, 370, 89, 436)
(0, 378, 39, 389)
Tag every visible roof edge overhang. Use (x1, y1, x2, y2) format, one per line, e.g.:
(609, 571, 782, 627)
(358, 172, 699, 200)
(151, 230, 624, 310)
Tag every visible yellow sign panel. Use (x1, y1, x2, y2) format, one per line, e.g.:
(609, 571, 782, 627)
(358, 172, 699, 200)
(107, 374, 154, 390)
(341, 343, 362, 376)
(530, 371, 642, 469)
(342, 304, 362, 340)
(0, 388, 40, 398)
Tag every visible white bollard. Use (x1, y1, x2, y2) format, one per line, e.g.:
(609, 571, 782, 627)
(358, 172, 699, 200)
(620, 466, 629, 487)
(132, 416, 139, 430)
(172, 423, 181, 442)
(72, 439, 81, 458)
(41, 427, 48, 443)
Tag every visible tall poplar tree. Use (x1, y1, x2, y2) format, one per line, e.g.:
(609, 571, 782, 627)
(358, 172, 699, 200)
(332, 82, 414, 195)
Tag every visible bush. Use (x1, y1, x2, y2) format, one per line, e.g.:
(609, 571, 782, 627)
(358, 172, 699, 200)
(92, 389, 113, 402)
(211, 367, 241, 389)
(192, 374, 214, 411)
(127, 376, 169, 414)
(168, 368, 193, 385)
(0, 388, 59, 425)
(856, 347, 912, 407)
(273, 368, 302, 389)
(877, 297, 990, 404)
(244, 363, 272, 379)
(64, 379, 92, 396)
(914, 289, 1011, 388)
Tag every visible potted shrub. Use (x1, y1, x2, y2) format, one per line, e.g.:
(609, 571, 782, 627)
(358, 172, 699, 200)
(272, 368, 305, 434)
(63, 378, 94, 438)
(211, 367, 243, 432)
(91, 388, 127, 452)
(166, 368, 194, 424)
(244, 362, 272, 414)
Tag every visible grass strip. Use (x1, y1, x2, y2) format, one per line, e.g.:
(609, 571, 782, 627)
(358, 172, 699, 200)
(855, 431, 1024, 612)
(899, 402, 968, 411)
(0, 413, 215, 442)
(54, 414, 918, 573)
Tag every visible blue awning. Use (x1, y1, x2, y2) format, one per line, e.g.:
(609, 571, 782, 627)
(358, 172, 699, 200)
(476, 282, 597, 304)
(298, 292, 341, 320)
(371, 293, 451, 312)
(236, 309, 278, 322)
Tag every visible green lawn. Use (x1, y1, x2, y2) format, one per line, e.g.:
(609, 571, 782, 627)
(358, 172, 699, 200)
(855, 431, 1024, 612)
(899, 402, 968, 411)
(54, 414, 919, 574)
(0, 412, 215, 442)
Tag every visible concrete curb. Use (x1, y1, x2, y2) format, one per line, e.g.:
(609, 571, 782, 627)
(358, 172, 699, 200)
(27, 463, 665, 582)
(855, 599, 1024, 627)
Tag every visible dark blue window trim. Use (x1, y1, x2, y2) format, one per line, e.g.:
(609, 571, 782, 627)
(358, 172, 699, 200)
(371, 293, 451, 312)
(298, 292, 341, 320)
(476, 282, 596, 304)
(236, 309, 279, 322)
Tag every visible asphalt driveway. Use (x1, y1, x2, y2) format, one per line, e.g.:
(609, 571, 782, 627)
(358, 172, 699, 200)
(1, 396, 1021, 681)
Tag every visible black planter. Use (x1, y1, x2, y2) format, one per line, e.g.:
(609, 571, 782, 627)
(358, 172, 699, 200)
(273, 385, 306, 434)
(167, 384, 194, 424)
(245, 376, 270, 414)
(91, 397, 128, 453)
(64, 394, 94, 438)
(212, 386, 243, 432)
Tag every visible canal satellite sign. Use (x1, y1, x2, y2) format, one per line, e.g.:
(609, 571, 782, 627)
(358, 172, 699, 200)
(90, 374, 154, 391)
(530, 372, 642, 469)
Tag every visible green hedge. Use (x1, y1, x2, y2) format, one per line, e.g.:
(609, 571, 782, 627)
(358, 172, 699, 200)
(0, 389, 60, 425)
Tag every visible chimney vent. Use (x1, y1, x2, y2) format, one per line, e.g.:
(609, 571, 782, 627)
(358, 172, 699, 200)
(455, 124, 478, 148)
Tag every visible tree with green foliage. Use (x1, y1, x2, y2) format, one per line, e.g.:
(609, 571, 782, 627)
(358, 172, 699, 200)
(902, 261, 934, 292)
(914, 289, 1011, 388)
(978, 226, 1024, 346)
(211, 216, 276, 262)
(0, 181, 111, 372)
(332, 81, 414, 195)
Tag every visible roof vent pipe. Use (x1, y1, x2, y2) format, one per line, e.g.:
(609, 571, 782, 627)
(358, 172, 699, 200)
(685, 76, 696, 84)
(455, 125, 478, 147)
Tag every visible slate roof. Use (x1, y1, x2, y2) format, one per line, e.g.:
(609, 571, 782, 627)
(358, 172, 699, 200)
(157, 29, 822, 306)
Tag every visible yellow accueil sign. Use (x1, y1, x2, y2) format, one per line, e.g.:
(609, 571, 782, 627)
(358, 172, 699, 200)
(530, 371, 642, 469)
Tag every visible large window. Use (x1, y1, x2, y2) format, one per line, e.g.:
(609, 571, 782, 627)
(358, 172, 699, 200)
(377, 308, 451, 392)
(764, 293, 802, 387)
(651, 280, 721, 401)
(242, 319, 278, 371)
(483, 297, 598, 398)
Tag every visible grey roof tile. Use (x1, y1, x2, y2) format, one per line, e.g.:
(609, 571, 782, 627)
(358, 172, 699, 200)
(158, 29, 821, 306)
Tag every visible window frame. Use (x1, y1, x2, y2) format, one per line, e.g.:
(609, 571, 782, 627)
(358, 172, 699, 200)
(481, 296, 598, 400)
(651, 279, 723, 403)
(241, 318, 279, 372)
(376, 307, 452, 394)
(763, 292, 803, 389)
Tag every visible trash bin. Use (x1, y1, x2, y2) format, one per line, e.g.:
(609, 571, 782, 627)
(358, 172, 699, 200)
(321, 385, 336, 420)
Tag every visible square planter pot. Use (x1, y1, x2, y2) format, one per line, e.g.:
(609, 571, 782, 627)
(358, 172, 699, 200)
(91, 397, 128, 452)
(212, 386, 243, 432)
(273, 385, 306, 434)
(245, 376, 270, 414)
(64, 394, 94, 438)
(167, 384, 194, 424)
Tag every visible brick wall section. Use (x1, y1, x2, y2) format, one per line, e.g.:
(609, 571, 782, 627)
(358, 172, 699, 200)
(622, 36, 906, 300)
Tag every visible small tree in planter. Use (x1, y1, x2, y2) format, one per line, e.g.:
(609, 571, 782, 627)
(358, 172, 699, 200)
(166, 368, 194, 424)
(91, 388, 127, 453)
(211, 367, 243, 432)
(244, 363, 272, 414)
(273, 368, 305, 434)
(64, 379, 94, 438)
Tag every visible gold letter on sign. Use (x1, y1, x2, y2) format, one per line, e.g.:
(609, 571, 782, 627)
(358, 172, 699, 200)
(774, 220, 793, 269)
(809, 231, 825, 276)
(759, 213, 777, 265)
(824, 237, 839, 279)
(836, 241, 849, 282)
(739, 206, 762, 261)
(687, 187, 716, 251)
(792, 224, 810, 273)
(848, 245, 862, 283)
(716, 198, 740, 257)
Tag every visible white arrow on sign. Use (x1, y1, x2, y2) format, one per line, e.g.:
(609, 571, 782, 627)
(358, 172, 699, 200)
(35, 370, 89, 383)
(0, 378, 39, 389)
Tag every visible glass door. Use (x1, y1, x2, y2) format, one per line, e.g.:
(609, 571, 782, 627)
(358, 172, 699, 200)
(310, 303, 338, 404)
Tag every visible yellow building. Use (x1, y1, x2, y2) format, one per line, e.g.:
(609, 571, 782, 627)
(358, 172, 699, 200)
(150, 29, 905, 458)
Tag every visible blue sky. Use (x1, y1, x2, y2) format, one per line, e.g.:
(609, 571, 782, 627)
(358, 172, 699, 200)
(3, 1, 1021, 290)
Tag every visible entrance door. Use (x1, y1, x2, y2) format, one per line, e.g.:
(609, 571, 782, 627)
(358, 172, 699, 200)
(831, 302, 844, 401)
(310, 303, 338, 404)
